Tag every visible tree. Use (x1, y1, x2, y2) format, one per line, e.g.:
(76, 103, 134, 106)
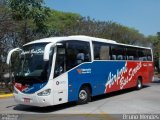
(0, 0, 51, 92)
(0, 0, 16, 76)
(147, 35, 160, 72)
(60, 17, 148, 46)
(8, 0, 51, 44)
(46, 10, 82, 36)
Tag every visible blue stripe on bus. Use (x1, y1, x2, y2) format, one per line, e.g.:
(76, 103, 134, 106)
(22, 82, 47, 94)
(68, 61, 126, 102)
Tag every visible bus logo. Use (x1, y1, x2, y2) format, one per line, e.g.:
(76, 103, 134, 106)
(77, 68, 92, 74)
(77, 69, 82, 74)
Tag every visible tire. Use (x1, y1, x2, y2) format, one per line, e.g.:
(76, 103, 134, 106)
(77, 86, 91, 104)
(136, 78, 142, 90)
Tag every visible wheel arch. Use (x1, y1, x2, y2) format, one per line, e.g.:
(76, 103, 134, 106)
(136, 76, 143, 90)
(79, 83, 92, 95)
(137, 76, 143, 82)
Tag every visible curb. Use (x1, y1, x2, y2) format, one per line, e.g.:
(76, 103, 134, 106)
(0, 93, 13, 98)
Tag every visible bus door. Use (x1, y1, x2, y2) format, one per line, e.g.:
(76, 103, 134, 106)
(52, 44, 68, 105)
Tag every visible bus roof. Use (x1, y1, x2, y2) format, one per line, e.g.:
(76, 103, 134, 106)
(23, 35, 116, 46)
(23, 35, 151, 49)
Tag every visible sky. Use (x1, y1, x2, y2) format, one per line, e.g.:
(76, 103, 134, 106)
(45, 0, 160, 36)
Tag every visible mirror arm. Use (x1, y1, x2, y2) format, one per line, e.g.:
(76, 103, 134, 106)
(6, 48, 22, 65)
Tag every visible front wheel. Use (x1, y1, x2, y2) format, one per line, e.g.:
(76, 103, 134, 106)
(77, 86, 91, 104)
(136, 78, 142, 90)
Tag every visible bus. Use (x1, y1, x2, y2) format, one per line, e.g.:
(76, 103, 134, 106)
(6, 35, 154, 107)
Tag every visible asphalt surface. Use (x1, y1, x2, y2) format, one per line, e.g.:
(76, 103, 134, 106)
(0, 79, 160, 119)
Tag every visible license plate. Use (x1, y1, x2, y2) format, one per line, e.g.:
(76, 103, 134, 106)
(24, 98, 30, 103)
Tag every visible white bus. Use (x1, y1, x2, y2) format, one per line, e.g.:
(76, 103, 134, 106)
(7, 35, 154, 107)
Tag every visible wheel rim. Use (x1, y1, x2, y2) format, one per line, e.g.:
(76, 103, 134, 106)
(138, 80, 142, 88)
(79, 90, 87, 100)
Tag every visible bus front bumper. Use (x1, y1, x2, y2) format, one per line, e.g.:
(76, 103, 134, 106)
(13, 92, 53, 107)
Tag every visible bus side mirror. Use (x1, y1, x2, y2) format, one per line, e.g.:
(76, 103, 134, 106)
(6, 48, 22, 65)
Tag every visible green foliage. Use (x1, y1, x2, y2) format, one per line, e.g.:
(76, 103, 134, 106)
(57, 17, 147, 46)
(46, 10, 82, 36)
(147, 35, 160, 59)
(41, 10, 150, 47)
(7, 0, 51, 43)
(147, 35, 160, 72)
(147, 35, 159, 47)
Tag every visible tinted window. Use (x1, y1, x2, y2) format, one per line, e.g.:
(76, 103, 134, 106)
(126, 47, 138, 60)
(16, 43, 50, 80)
(93, 42, 110, 60)
(146, 49, 152, 61)
(138, 48, 147, 61)
(111, 45, 126, 60)
(66, 41, 91, 70)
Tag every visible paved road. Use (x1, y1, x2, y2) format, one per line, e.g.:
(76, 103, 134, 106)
(0, 81, 160, 115)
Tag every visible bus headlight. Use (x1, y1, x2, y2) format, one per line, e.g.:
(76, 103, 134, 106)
(37, 89, 51, 96)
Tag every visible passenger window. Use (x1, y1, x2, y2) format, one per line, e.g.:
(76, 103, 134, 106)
(66, 41, 91, 70)
(117, 55, 123, 60)
(112, 55, 116, 60)
(138, 49, 147, 61)
(147, 56, 152, 61)
(128, 56, 134, 60)
(126, 47, 138, 60)
(146, 49, 152, 61)
(111, 45, 126, 60)
(93, 42, 110, 60)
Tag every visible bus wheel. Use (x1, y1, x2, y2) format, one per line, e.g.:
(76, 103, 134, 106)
(137, 78, 142, 90)
(77, 86, 91, 104)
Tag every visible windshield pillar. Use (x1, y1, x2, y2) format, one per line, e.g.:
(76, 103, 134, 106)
(43, 43, 55, 61)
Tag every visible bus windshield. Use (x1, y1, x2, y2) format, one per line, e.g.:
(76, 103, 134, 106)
(14, 43, 52, 83)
